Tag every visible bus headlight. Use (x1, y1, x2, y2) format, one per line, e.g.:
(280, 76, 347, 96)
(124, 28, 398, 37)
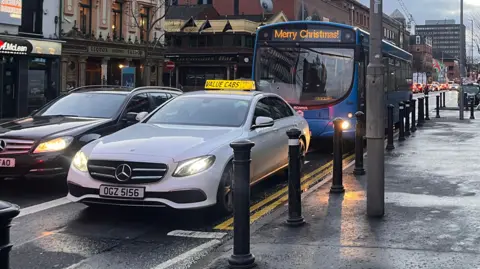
(341, 121, 350, 130)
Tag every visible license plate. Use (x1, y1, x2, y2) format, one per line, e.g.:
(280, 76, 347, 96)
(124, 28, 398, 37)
(0, 158, 15, 167)
(99, 185, 145, 199)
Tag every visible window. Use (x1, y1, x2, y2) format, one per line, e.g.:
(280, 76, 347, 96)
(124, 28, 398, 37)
(112, 1, 123, 40)
(253, 99, 272, 124)
(149, 92, 172, 108)
(21, 0, 43, 34)
(147, 96, 250, 127)
(36, 92, 127, 118)
(140, 6, 151, 42)
(80, 0, 93, 35)
(268, 97, 294, 119)
(126, 93, 150, 113)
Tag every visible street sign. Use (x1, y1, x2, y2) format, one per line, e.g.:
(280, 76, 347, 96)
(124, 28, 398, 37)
(165, 61, 175, 71)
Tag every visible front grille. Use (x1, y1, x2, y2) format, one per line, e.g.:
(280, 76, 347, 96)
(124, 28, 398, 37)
(87, 160, 168, 184)
(0, 138, 35, 155)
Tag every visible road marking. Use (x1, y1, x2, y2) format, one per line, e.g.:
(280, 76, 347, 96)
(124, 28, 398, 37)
(17, 197, 71, 218)
(167, 230, 227, 239)
(214, 153, 353, 230)
(151, 239, 221, 269)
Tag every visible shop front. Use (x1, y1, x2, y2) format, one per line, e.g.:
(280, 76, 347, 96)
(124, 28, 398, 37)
(61, 38, 166, 92)
(165, 53, 253, 92)
(0, 35, 63, 119)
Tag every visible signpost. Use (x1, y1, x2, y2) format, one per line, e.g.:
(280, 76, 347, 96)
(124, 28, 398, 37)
(165, 61, 175, 87)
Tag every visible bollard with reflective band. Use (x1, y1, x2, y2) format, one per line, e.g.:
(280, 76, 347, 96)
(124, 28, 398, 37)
(442, 92, 446, 107)
(417, 97, 425, 127)
(228, 140, 256, 269)
(411, 99, 417, 132)
(353, 111, 365, 175)
(470, 98, 475, 120)
(425, 94, 430, 120)
(404, 100, 411, 137)
(436, 95, 440, 118)
(0, 201, 20, 269)
(330, 118, 345, 193)
(285, 128, 305, 227)
(398, 102, 405, 141)
(386, 104, 395, 150)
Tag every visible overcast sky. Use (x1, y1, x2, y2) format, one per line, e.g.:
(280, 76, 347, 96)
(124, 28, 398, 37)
(359, 0, 480, 56)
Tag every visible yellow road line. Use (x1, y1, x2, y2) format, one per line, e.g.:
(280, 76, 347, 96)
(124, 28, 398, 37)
(248, 154, 354, 226)
(214, 153, 353, 230)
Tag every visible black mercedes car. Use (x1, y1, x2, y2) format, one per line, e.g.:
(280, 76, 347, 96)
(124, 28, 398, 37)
(0, 85, 182, 181)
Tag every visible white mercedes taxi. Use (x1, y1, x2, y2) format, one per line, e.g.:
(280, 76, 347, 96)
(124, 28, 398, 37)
(67, 80, 310, 214)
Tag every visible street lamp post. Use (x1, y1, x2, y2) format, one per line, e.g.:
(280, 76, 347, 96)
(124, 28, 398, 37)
(460, 0, 466, 78)
(366, 0, 385, 217)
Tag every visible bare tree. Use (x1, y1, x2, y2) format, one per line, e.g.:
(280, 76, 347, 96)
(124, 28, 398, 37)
(124, 0, 170, 86)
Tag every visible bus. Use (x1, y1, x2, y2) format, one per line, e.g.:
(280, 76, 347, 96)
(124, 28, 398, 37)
(252, 21, 413, 141)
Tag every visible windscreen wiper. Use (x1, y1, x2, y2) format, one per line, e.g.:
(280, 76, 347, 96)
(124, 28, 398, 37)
(301, 47, 352, 59)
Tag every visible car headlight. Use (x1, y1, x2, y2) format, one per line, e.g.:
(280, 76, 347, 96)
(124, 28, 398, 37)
(33, 136, 74, 153)
(341, 120, 350, 130)
(72, 151, 88, 172)
(173, 155, 215, 177)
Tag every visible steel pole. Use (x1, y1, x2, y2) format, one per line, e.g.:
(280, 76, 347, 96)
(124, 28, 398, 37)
(366, 0, 385, 217)
(460, 0, 466, 78)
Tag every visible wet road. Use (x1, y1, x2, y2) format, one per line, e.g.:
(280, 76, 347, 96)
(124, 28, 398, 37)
(1, 146, 339, 269)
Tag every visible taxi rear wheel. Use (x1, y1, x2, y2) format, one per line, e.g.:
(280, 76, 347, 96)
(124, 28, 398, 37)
(216, 163, 234, 215)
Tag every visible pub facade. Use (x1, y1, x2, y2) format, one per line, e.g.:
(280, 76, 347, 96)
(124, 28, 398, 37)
(164, 6, 288, 91)
(60, 0, 167, 92)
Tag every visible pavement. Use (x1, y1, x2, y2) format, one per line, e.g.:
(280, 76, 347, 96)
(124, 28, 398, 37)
(189, 91, 480, 269)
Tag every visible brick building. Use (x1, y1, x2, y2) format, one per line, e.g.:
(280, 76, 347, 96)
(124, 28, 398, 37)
(409, 35, 433, 74)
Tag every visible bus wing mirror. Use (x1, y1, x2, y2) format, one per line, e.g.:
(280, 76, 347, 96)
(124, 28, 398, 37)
(355, 45, 365, 62)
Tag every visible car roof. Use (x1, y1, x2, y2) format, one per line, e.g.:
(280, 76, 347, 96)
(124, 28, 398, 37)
(180, 90, 264, 101)
(68, 85, 183, 95)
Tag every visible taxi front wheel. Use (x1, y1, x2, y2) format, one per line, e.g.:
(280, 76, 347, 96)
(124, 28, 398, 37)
(216, 163, 234, 215)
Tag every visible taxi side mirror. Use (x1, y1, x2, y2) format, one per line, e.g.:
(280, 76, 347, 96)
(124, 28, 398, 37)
(124, 112, 138, 122)
(252, 116, 274, 129)
(136, 111, 149, 122)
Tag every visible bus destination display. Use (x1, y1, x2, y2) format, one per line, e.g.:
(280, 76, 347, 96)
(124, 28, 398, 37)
(272, 29, 342, 42)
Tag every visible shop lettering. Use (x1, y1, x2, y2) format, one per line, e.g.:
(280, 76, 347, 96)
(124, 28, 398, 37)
(273, 29, 341, 41)
(90, 46, 108, 53)
(0, 40, 28, 54)
(88, 46, 143, 56)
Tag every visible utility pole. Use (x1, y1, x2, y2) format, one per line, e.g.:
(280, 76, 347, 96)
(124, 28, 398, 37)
(460, 0, 465, 119)
(366, 0, 385, 217)
(471, 19, 474, 79)
(301, 0, 305, 20)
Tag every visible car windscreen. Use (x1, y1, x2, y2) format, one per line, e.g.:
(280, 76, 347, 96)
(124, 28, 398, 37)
(36, 92, 127, 118)
(146, 96, 251, 127)
(463, 85, 480, 94)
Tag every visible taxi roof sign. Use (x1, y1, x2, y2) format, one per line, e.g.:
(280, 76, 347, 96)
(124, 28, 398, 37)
(205, 80, 256, 91)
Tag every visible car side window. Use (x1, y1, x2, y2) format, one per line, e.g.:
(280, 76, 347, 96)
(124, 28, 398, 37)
(268, 97, 294, 118)
(125, 93, 150, 114)
(252, 98, 272, 125)
(149, 92, 172, 110)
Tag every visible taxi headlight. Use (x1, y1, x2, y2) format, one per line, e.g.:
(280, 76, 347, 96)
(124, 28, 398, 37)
(173, 155, 215, 177)
(341, 120, 350, 130)
(72, 151, 88, 172)
(33, 136, 74, 153)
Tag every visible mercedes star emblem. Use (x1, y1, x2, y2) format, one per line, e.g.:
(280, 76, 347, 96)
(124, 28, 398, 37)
(115, 164, 132, 182)
(0, 140, 7, 152)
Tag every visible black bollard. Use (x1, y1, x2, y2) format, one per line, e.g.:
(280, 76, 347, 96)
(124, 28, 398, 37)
(470, 98, 475, 120)
(464, 93, 468, 110)
(330, 118, 345, 193)
(442, 92, 446, 107)
(425, 94, 430, 120)
(411, 99, 417, 132)
(436, 95, 440, 118)
(404, 100, 411, 137)
(353, 111, 365, 175)
(386, 104, 395, 150)
(439, 92, 443, 109)
(285, 128, 305, 227)
(399, 102, 406, 141)
(0, 201, 20, 269)
(228, 140, 256, 269)
(417, 97, 425, 127)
